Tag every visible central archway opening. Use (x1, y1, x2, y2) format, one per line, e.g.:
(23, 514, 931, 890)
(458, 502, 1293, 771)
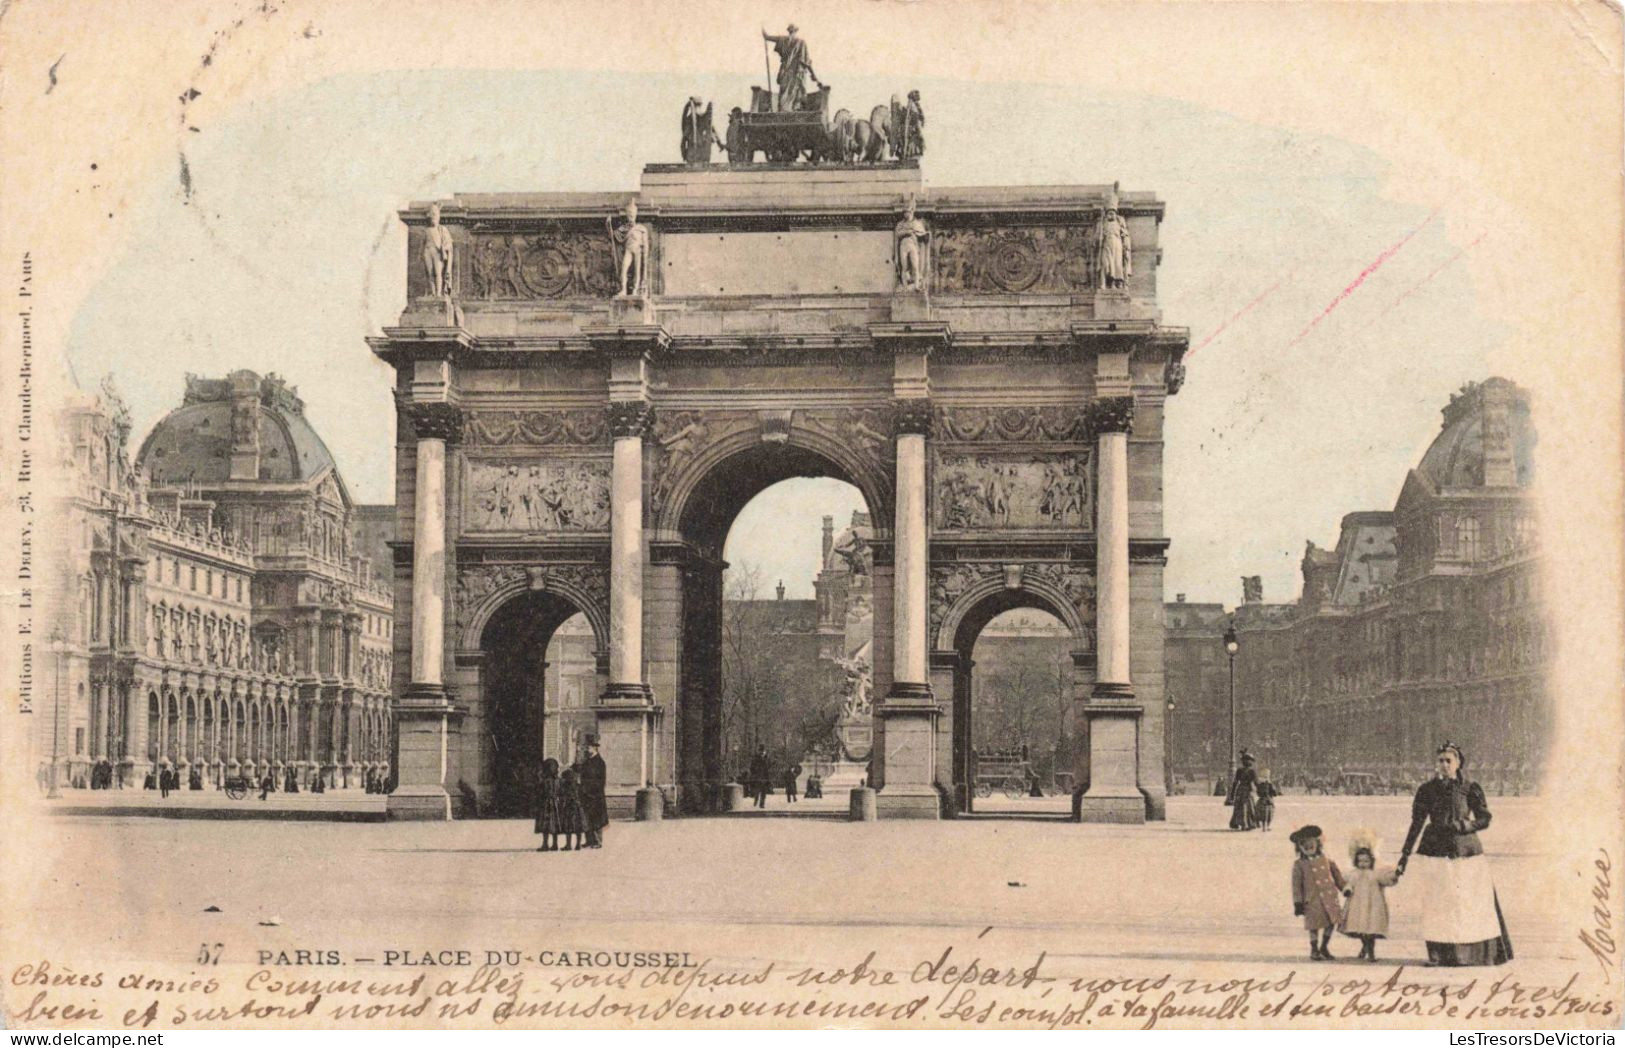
(673, 442, 878, 812)
(952, 602, 1080, 817)
(480, 590, 597, 817)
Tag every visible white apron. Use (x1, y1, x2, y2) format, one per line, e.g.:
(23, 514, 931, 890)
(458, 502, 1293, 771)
(1415, 853, 1501, 943)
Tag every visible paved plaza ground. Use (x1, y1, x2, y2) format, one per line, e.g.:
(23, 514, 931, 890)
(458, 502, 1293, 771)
(19, 795, 1584, 977)
(10, 791, 1617, 1030)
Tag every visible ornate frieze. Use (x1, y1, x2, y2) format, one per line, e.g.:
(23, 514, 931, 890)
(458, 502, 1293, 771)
(1089, 396, 1135, 435)
(647, 410, 755, 515)
(463, 460, 611, 533)
(463, 409, 609, 447)
(1029, 562, 1098, 625)
(935, 405, 1091, 443)
(928, 560, 1097, 647)
(467, 230, 617, 300)
(605, 401, 654, 440)
(934, 452, 1092, 530)
(931, 225, 1097, 296)
(452, 563, 609, 637)
(929, 562, 1002, 641)
(798, 406, 892, 462)
(404, 402, 464, 443)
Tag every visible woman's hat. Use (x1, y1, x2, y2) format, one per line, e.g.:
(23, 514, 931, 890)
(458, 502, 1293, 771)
(1348, 826, 1381, 861)
(1289, 825, 1322, 846)
(584, 734, 600, 747)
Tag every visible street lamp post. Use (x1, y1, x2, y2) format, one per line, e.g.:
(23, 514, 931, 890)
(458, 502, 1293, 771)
(47, 627, 67, 800)
(1165, 694, 1176, 794)
(1223, 626, 1239, 779)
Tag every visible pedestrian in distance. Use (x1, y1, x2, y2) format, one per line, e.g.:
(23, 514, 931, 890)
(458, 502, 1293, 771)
(1227, 751, 1260, 830)
(783, 763, 800, 803)
(534, 757, 562, 852)
(579, 735, 609, 848)
(259, 772, 274, 800)
(748, 745, 772, 809)
(1255, 767, 1279, 831)
(557, 766, 587, 851)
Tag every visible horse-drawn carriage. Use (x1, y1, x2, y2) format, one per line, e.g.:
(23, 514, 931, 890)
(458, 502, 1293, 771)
(971, 751, 1044, 800)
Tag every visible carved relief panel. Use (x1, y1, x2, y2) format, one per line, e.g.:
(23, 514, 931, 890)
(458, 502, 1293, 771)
(453, 563, 609, 638)
(934, 452, 1092, 530)
(929, 561, 1097, 649)
(462, 458, 611, 534)
(463, 409, 609, 447)
(931, 226, 1098, 295)
(466, 230, 618, 300)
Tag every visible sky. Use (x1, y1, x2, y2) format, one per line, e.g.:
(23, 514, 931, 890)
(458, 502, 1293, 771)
(40, 9, 1570, 607)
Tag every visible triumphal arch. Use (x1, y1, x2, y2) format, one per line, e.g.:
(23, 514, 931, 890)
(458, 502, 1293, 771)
(372, 66, 1188, 823)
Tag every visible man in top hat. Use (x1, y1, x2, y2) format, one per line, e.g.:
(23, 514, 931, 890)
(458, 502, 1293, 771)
(579, 735, 609, 849)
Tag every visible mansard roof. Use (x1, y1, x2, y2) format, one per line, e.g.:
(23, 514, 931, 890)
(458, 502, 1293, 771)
(136, 371, 345, 496)
(1415, 377, 1535, 491)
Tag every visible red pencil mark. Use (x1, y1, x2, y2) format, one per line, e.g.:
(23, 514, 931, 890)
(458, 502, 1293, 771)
(1188, 276, 1287, 358)
(1375, 230, 1487, 321)
(1287, 209, 1439, 347)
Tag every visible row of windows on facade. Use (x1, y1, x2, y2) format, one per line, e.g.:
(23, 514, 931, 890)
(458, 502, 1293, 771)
(130, 602, 390, 689)
(149, 554, 248, 604)
(143, 553, 391, 639)
(1234, 689, 1545, 774)
(137, 694, 392, 767)
(48, 686, 393, 764)
(1427, 513, 1537, 563)
(1238, 625, 1549, 708)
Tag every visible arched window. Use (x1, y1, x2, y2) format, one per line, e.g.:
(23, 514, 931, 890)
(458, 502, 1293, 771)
(1456, 517, 1480, 561)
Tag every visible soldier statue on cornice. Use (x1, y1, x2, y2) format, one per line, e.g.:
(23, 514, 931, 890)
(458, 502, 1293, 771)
(894, 195, 931, 292)
(605, 199, 651, 298)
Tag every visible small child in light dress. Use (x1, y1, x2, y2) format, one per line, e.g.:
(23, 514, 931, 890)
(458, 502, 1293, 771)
(1255, 768, 1279, 831)
(1340, 828, 1402, 962)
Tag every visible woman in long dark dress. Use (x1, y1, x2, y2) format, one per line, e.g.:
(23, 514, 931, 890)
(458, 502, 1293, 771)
(1227, 753, 1259, 830)
(1397, 742, 1513, 966)
(533, 758, 561, 852)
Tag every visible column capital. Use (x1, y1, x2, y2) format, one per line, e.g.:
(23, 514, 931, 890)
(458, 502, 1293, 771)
(606, 400, 654, 439)
(404, 402, 464, 442)
(892, 398, 934, 437)
(1089, 395, 1135, 435)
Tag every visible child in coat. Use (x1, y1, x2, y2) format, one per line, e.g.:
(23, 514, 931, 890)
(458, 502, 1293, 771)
(1290, 824, 1347, 961)
(1340, 829, 1401, 962)
(1255, 769, 1279, 832)
(557, 767, 586, 851)
(534, 758, 561, 852)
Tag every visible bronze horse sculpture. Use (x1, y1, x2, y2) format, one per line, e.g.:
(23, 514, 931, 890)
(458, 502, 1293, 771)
(823, 103, 891, 163)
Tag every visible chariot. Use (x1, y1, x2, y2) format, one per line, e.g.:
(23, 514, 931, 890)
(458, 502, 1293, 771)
(728, 86, 832, 164)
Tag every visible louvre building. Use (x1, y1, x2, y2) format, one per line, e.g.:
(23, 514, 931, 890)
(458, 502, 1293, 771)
(34, 371, 394, 791)
(1165, 378, 1547, 793)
